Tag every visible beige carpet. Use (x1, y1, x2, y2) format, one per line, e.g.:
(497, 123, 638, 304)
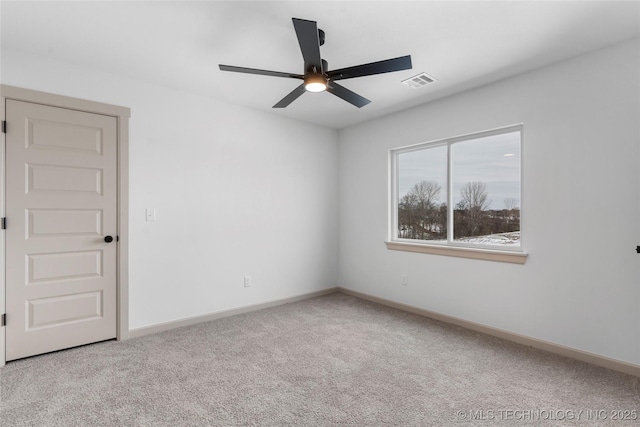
(1, 293, 638, 426)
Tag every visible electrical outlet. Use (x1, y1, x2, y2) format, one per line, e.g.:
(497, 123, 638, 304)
(401, 274, 408, 286)
(244, 276, 252, 287)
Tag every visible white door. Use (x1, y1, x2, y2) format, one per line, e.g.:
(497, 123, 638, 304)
(5, 99, 118, 361)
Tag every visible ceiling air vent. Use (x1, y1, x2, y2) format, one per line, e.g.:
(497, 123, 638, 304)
(402, 72, 437, 88)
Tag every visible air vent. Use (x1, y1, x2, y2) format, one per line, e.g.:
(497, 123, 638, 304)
(402, 72, 437, 88)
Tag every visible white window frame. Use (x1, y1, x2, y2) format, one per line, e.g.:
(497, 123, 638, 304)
(387, 124, 527, 264)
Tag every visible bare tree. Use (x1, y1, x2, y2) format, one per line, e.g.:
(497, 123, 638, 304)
(502, 197, 520, 230)
(504, 197, 518, 211)
(412, 181, 441, 213)
(458, 181, 490, 236)
(398, 180, 441, 239)
(398, 192, 418, 238)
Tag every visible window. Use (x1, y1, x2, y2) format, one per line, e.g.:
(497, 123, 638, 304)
(388, 125, 525, 262)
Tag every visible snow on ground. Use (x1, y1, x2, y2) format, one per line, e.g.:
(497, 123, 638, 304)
(414, 231, 520, 246)
(455, 231, 520, 246)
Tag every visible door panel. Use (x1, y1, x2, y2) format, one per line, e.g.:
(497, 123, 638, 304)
(26, 117, 104, 154)
(27, 163, 103, 194)
(27, 250, 103, 283)
(27, 209, 102, 238)
(27, 291, 103, 330)
(5, 99, 117, 361)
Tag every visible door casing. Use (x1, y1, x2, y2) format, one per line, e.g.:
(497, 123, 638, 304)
(0, 85, 130, 366)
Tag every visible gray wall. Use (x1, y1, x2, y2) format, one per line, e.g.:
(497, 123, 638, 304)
(3, 37, 639, 365)
(1, 48, 339, 329)
(338, 38, 640, 364)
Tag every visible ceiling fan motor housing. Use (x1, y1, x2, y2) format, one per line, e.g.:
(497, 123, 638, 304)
(306, 59, 328, 75)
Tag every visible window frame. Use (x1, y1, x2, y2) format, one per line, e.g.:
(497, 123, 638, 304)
(388, 124, 526, 263)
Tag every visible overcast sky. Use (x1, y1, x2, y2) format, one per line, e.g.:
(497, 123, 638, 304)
(398, 131, 520, 210)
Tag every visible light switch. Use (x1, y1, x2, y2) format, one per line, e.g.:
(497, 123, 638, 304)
(145, 208, 156, 221)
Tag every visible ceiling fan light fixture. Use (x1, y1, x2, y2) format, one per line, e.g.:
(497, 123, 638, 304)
(304, 74, 327, 92)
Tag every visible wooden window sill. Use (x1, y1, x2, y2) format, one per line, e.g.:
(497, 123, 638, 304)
(385, 241, 528, 264)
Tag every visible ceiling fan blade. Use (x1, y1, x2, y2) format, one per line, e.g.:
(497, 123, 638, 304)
(327, 55, 412, 81)
(219, 64, 303, 79)
(327, 82, 371, 108)
(273, 84, 307, 108)
(292, 18, 323, 73)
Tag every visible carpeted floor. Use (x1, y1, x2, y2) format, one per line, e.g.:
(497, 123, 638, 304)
(1, 293, 639, 426)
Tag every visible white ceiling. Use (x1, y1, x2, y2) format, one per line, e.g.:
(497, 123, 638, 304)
(2, 1, 639, 129)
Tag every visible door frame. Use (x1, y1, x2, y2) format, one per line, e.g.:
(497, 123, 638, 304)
(0, 85, 130, 367)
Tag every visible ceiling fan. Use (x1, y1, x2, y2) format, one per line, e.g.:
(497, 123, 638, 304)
(219, 18, 412, 108)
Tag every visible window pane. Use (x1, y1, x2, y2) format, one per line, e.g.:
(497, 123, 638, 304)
(397, 145, 447, 241)
(452, 131, 521, 246)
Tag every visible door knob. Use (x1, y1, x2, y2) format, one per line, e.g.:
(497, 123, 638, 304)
(104, 235, 114, 243)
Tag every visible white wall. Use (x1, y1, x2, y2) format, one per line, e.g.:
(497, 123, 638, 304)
(338, 38, 640, 364)
(3, 38, 639, 365)
(1, 48, 339, 329)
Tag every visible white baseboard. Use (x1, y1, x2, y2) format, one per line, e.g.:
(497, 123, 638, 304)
(128, 287, 339, 339)
(127, 285, 639, 378)
(337, 287, 640, 378)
